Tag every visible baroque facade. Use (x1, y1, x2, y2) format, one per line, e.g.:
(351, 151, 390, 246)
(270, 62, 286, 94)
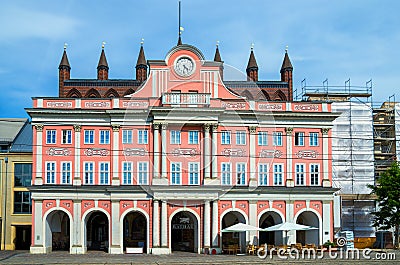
(28, 41, 339, 254)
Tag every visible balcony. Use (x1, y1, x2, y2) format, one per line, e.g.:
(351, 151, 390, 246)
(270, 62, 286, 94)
(162, 93, 210, 106)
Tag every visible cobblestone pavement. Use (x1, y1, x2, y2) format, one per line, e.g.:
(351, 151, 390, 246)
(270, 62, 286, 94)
(0, 250, 399, 264)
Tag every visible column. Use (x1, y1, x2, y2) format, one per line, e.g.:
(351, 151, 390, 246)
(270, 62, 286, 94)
(285, 127, 294, 187)
(152, 200, 160, 248)
(160, 200, 168, 247)
(203, 124, 211, 184)
(248, 126, 257, 188)
(248, 201, 258, 245)
(34, 124, 43, 185)
(30, 200, 45, 253)
(153, 123, 160, 179)
(71, 200, 83, 254)
(110, 200, 122, 254)
(203, 201, 211, 249)
(286, 201, 294, 244)
(322, 200, 331, 244)
(161, 123, 168, 179)
(211, 125, 218, 179)
(73, 125, 81, 186)
(321, 128, 331, 187)
(211, 200, 219, 248)
(112, 125, 120, 185)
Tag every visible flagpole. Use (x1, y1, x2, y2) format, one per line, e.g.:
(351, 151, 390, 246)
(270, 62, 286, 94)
(178, 0, 181, 36)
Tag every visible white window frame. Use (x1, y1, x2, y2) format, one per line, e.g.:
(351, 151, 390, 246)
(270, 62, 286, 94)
(273, 132, 283, 146)
(170, 130, 181, 144)
(171, 162, 181, 185)
(45, 162, 56, 184)
(236, 163, 246, 185)
(309, 132, 319, 146)
(295, 163, 305, 186)
(84, 130, 94, 144)
(221, 131, 231, 145)
(258, 163, 268, 186)
(188, 130, 199, 145)
(99, 130, 110, 144)
(310, 164, 320, 186)
(61, 130, 72, 144)
(273, 163, 283, 186)
(99, 162, 110, 185)
(258, 132, 268, 146)
(221, 162, 232, 185)
(188, 162, 200, 185)
(122, 161, 133, 185)
(236, 131, 246, 145)
(138, 162, 149, 185)
(61, 162, 72, 184)
(294, 132, 304, 146)
(84, 162, 94, 185)
(138, 130, 148, 144)
(46, 130, 56, 144)
(122, 130, 133, 144)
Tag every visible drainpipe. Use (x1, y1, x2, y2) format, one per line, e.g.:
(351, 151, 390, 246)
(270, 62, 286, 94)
(3, 156, 8, 250)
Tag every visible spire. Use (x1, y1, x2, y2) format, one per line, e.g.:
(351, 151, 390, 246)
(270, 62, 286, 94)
(136, 39, 146, 66)
(59, 43, 70, 70)
(177, 35, 182, 46)
(136, 39, 148, 82)
(246, 44, 258, 69)
(280, 46, 293, 72)
(97, 42, 109, 69)
(214, 41, 222, 62)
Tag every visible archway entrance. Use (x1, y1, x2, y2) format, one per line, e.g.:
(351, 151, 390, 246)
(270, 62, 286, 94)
(45, 210, 70, 251)
(259, 212, 283, 246)
(171, 211, 197, 252)
(86, 211, 109, 252)
(296, 211, 319, 246)
(221, 211, 246, 252)
(123, 212, 147, 253)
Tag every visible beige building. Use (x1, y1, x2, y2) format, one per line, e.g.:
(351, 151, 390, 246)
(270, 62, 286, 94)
(0, 119, 32, 250)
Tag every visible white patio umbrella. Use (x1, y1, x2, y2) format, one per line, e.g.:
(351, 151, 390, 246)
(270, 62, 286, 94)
(262, 222, 317, 245)
(221, 223, 262, 232)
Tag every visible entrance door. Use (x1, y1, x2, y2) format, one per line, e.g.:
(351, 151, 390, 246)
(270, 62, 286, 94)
(15, 225, 31, 250)
(87, 212, 109, 252)
(171, 211, 196, 252)
(123, 212, 147, 253)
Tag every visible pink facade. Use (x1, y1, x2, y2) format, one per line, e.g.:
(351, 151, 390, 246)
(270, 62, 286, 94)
(28, 43, 339, 255)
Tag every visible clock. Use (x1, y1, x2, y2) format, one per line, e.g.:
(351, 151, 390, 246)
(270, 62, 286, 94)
(174, 56, 195, 77)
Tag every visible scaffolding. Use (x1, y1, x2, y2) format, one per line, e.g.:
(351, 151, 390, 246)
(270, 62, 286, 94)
(297, 78, 376, 238)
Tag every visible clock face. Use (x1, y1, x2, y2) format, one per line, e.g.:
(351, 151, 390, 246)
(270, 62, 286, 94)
(174, 57, 195, 77)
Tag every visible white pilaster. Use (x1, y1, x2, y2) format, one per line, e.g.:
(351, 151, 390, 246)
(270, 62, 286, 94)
(248, 126, 257, 188)
(161, 123, 167, 179)
(30, 200, 45, 253)
(211, 200, 219, 248)
(152, 200, 160, 248)
(71, 200, 84, 254)
(211, 125, 218, 179)
(248, 201, 258, 245)
(321, 128, 331, 187)
(73, 125, 81, 186)
(34, 125, 43, 185)
(285, 127, 294, 187)
(203, 201, 211, 248)
(161, 200, 168, 247)
(286, 201, 295, 244)
(322, 200, 332, 244)
(203, 124, 211, 182)
(112, 125, 120, 186)
(110, 200, 122, 254)
(153, 123, 160, 179)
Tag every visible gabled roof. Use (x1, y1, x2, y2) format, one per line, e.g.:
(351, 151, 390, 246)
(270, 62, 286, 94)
(0, 119, 27, 144)
(10, 121, 32, 153)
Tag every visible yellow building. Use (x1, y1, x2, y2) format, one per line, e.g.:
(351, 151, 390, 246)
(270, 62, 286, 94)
(0, 119, 32, 250)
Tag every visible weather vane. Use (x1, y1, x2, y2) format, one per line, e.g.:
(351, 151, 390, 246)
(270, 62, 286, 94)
(141, 38, 144, 46)
(64, 43, 68, 50)
(251, 43, 254, 50)
(102, 41, 106, 49)
(285, 45, 289, 52)
(216, 40, 220, 47)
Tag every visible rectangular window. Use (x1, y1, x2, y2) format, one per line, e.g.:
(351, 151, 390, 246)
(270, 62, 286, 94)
(273, 132, 283, 146)
(236, 163, 246, 185)
(294, 132, 304, 146)
(122, 130, 133, 144)
(14, 191, 31, 214)
(258, 132, 268, 146)
(309, 132, 319, 146)
(258, 164, 268, 186)
(188, 131, 199, 144)
(273, 164, 283, 186)
(221, 163, 231, 185)
(45, 162, 56, 184)
(99, 162, 109, 184)
(84, 162, 94, 184)
(122, 162, 133, 185)
(171, 162, 181, 185)
(138, 162, 148, 185)
(310, 164, 320, 186)
(170, 130, 181, 144)
(62, 130, 72, 144)
(14, 163, 32, 187)
(46, 130, 56, 144)
(84, 130, 94, 144)
(138, 130, 148, 144)
(188, 162, 199, 185)
(99, 130, 110, 144)
(221, 131, 231, 145)
(295, 164, 305, 186)
(236, 131, 246, 145)
(61, 162, 72, 184)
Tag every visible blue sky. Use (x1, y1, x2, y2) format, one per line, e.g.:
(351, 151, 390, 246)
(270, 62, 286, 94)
(1, 0, 399, 118)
